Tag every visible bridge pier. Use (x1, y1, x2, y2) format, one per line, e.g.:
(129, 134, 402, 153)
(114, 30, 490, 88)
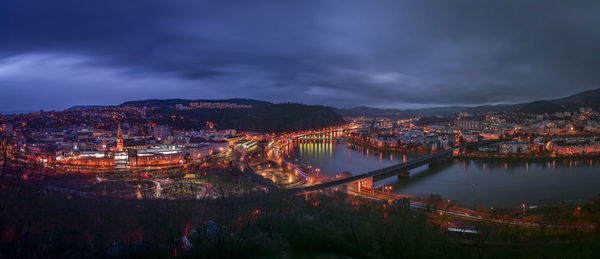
(348, 177, 373, 193)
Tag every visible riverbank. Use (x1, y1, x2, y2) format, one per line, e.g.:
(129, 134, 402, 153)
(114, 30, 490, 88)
(348, 138, 600, 162)
(346, 138, 432, 155)
(455, 153, 600, 162)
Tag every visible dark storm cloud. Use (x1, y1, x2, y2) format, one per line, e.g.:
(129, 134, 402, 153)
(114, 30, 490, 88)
(1, 0, 600, 110)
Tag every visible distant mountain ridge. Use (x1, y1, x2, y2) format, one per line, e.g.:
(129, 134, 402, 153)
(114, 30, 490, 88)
(462, 88, 600, 114)
(337, 88, 600, 117)
(517, 100, 564, 114)
(62, 88, 600, 122)
(0, 109, 37, 115)
(335, 106, 469, 118)
(333, 106, 414, 119)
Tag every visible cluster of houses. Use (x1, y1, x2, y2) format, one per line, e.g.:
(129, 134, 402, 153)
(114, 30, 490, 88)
(4, 122, 236, 168)
(349, 108, 600, 156)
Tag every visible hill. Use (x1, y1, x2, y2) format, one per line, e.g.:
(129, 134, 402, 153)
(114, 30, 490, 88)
(335, 105, 469, 118)
(148, 103, 345, 132)
(553, 88, 600, 111)
(406, 106, 467, 117)
(66, 105, 113, 111)
(66, 98, 343, 132)
(120, 98, 272, 108)
(462, 104, 517, 114)
(517, 100, 565, 114)
(334, 106, 414, 119)
(335, 105, 472, 118)
(422, 88, 600, 115)
(461, 88, 600, 114)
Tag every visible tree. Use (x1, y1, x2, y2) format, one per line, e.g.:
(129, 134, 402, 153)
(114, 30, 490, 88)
(1, 137, 10, 176)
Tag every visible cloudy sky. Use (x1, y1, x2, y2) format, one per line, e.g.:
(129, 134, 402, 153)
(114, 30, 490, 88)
(1, 1, 599, 111)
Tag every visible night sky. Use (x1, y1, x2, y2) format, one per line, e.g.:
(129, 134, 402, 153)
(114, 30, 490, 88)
(1, 1, 599, 111)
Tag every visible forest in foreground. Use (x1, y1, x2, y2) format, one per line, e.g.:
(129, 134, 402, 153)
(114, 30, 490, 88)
(2, 177, 600, 258)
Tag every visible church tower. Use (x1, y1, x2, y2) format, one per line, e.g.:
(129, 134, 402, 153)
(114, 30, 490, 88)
(117, 123, 124, 151)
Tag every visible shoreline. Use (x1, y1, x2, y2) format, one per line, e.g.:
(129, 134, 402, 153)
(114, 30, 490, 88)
(345, 138, 431, 155)
(346, 138, 600, 162)
(454, 154, 600, 162)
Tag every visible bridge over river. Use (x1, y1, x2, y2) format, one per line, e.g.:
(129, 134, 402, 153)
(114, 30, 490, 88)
(292, 139, 503, 193)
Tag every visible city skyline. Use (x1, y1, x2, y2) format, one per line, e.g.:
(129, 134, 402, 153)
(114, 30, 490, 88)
(4, 2, 600, 256)
(2, 1, 600, 111)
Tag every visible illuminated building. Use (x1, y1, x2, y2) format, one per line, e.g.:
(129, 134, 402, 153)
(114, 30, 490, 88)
(153, 125, 170, 141)
(455, 119, 483, 131)
(551, 140, 600, 155)
(128, 146, 185, 166)
(460, 131, 479, 142)
(499, 141, 530, 154)
(187, 142, 230, 159)
(188, 102, 252, 109)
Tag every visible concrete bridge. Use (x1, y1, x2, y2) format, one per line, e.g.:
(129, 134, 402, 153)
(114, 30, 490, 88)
(293, 139, 502, 193)
(294, 131, 344, 141)
(292, 126, 364, 140)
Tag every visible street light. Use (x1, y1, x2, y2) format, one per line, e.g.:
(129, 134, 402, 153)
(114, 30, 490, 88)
(382, 186, 392, 194)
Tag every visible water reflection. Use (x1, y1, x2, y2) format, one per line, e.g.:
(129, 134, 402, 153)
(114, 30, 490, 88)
(287, 140, 600, 208)
(285, 139, 414, 178)
(388, 159, 600, 208)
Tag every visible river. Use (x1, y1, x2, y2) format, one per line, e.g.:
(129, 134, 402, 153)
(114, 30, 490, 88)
(283, 139, 600, 208)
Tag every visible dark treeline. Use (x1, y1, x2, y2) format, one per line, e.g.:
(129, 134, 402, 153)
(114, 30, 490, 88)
(150, 103, 346, 133)
(0, 180, 449, 258)
(3, 177, 600, 258)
